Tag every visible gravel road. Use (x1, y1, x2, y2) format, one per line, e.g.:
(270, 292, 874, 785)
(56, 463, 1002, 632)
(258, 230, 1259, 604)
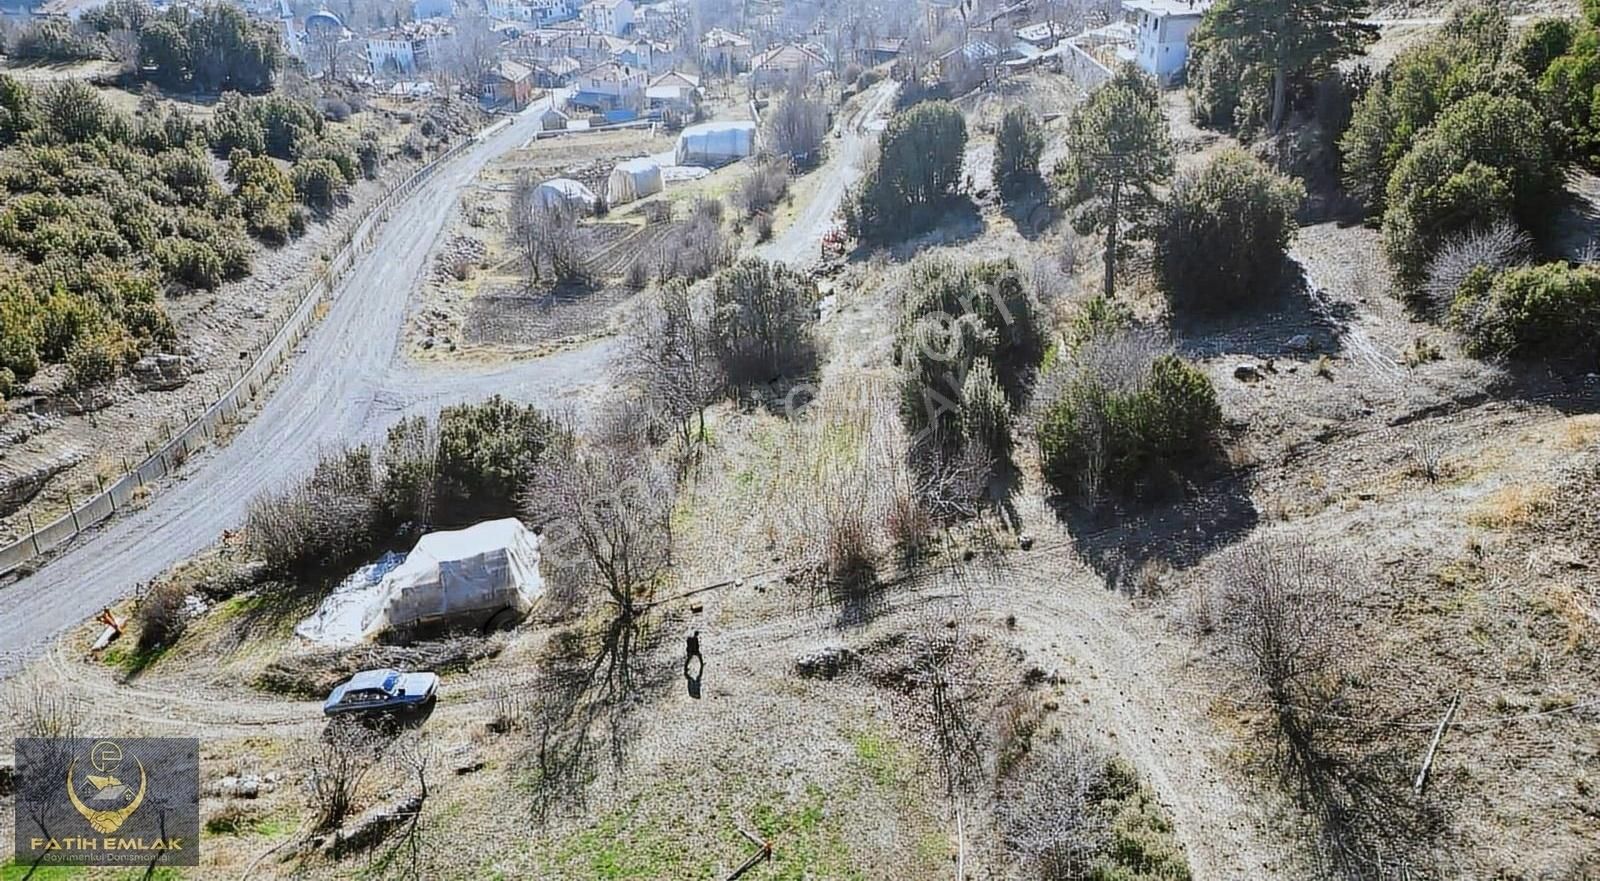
(0, 84, 898, 679)
(0, 98, 613, 678)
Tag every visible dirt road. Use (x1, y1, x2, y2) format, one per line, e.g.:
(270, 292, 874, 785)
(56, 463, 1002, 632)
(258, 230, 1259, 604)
(757, 81, 898, 267)
(0, 101, 612, 679)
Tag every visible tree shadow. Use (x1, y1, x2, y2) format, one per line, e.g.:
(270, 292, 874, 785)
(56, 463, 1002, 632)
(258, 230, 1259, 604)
(1273, 697, 1451, 881)
(1170, 266, 1353, 365)
(1546, 169, 1600, 263)
(1000, 187, 1055, 241)
(825, 571, 891, 629)
(1050, 468, 1260, 592)
(519, 610, 672, 821)
(846, 196, 988, 264)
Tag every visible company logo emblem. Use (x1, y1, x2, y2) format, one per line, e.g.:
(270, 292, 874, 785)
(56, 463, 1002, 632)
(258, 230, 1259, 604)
(65, 740, 147, 833)
(14, 736, 198, 867)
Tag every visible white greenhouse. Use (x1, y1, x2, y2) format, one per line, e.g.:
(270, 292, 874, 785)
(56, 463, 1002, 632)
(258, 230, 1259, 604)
(532, 177, 600, 213)
(674, 120, 757, 167)
(606, 157, 665, 205)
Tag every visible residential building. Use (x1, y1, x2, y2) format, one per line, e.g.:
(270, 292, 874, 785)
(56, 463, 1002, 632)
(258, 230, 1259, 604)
(859, 37, 903, 66)
(615, 37, 673, 75)
(506, 28, 627, 66)
(414, 0, 455, 19)
(1123, 0, 1212, 84)
(366, 20, 453, 75)
(540, 106, 570, 130)
(700, 26, 752, 74)
(583, 0, 634, 36)
(636, 0, 685, 37)
(570, 60, 646, 111)
(482, 59, 536, 108)
(645, 70, 698, 112)
(486, 0, 573, 25)
(750, 43, 826, 89)
(533, 55, 581, 86)
(35, 0, 112, 21)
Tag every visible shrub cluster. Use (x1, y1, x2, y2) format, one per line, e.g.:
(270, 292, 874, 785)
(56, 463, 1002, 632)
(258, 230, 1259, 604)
(1451, 262, 1600, 364)
(1033, 308, 1220, 501)
(896, 257, 1045, 462)
(107, 1, 280, 93)
(0, 80, 362, 388)
(998, 737, 1192, 881)
(245, 398, 566, 573)
(245, 445, 381, 575)
(1155, 149, 1304, 313)
(843, 101, 966, 243)
(1380, 93, 1559, 290)
(708, 257, 819, 387)
(1338, 3, 1580, 299)
(992, 106, 1044, 201)
(17, 1, 281, 92)
(736, 156, 789, 218)
(0, 78, 330, 387)
(1341, 3, 1523, 216)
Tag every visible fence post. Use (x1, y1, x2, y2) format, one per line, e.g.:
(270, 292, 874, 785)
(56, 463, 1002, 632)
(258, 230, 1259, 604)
(66, 488, 80, 534)
(27, 513, 39, 555)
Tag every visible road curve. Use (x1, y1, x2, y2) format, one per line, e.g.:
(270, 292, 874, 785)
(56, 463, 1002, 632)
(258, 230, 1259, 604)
(0, 82, 900, 679)
(0, 98, 611, 678)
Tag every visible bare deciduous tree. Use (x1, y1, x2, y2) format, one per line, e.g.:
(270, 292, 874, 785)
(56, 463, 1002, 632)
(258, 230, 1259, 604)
(904, 612, 987, 796)
(1421, 221, 1531, 317)
(650, 197, 730, 283)
(441, 6, 498, 91)
(620, 280, 725, 453)
(764, 83, 828, 168)
(526, 437, 676, 620)
(511, 177, 591, 288)
(299, 722, 386, 833)
(375, 731, 437, 879)
(997, 736, 1114, 881)
(1202, 535, 1349, 711)
(6, 679, 83, 853)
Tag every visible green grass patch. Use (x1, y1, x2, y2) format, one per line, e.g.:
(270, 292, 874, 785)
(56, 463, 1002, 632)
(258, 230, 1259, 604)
(0, 863, 87, 881)
(102, 642, 169, 676)
(547, 790, 719, 880)
(852, 729, 910, 789)
(211, 592, 268, 623)
(749, 785, 866, 881)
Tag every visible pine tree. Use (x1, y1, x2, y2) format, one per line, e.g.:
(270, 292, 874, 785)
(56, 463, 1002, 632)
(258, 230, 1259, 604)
(1055, 64, 1173, 298)
(1197, 0, 1376, 132)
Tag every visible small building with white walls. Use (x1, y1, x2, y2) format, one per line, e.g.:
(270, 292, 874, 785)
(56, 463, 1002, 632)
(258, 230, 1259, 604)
(1123, 0, 1212, 85)
(584, 0, 634, 36)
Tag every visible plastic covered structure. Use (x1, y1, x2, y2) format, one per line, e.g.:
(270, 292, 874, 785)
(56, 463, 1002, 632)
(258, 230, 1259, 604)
(361, 519, 543, 638)
(606, 158, 664, 205)
(674, 121, 757, 167)
(531, 178, 599, 212)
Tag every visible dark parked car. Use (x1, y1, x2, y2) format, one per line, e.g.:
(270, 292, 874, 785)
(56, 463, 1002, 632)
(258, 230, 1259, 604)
(322, 668, 439, 718)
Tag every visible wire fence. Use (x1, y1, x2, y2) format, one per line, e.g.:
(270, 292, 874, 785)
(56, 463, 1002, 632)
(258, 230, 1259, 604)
(0, 135, 476, 579)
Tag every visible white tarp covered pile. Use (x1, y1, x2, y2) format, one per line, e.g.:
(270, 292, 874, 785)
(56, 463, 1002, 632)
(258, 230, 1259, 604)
(295, 552, 407, 647)
(295, 520, 543, 646)
(675, 121, 757, 167)
(606, 158, 664, 205)
(532, 178, 599, 213)
(362, 519, 544, 638)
